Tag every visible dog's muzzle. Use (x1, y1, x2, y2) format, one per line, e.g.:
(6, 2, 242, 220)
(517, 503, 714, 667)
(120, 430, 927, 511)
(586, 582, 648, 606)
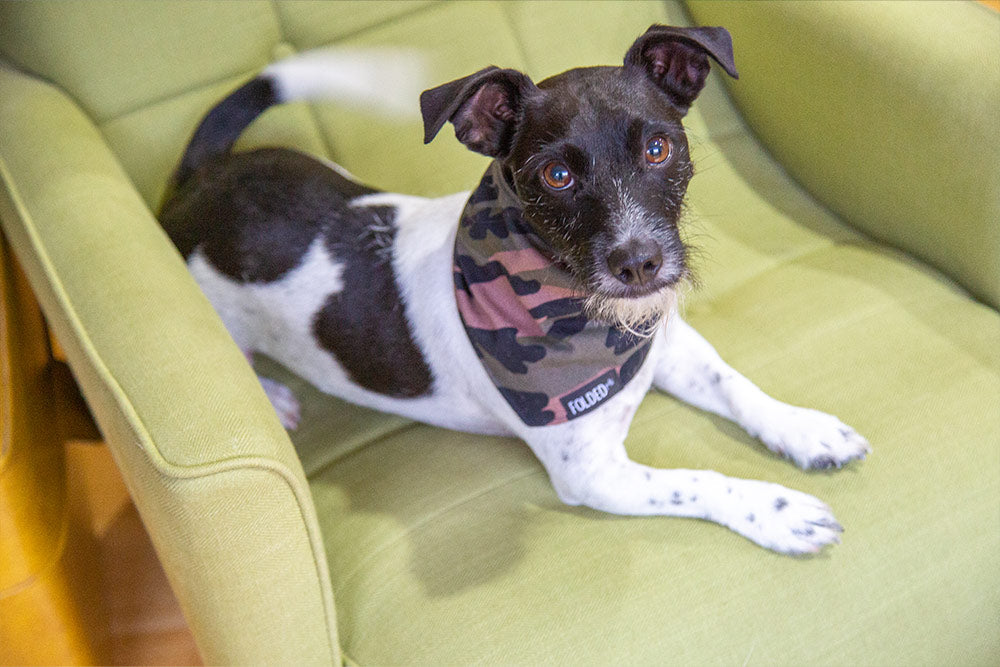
(607, 237, 663, 288)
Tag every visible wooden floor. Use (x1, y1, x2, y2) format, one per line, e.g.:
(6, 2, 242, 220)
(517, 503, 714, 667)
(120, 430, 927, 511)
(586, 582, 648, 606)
(68, 441, 202, 666)
(100, 503, 202, 665)
(2, 231, 200, 664)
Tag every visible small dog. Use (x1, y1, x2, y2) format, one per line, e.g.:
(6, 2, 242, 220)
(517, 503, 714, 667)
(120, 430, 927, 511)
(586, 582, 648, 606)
(160, 25, 870, 555)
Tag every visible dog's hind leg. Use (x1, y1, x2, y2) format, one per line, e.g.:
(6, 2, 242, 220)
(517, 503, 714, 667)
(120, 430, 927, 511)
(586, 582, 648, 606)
(257, 377, 302, 430)
(523, 421, 843, 555)
(652, 317, 870, 470)
(241, 349, 301, 430)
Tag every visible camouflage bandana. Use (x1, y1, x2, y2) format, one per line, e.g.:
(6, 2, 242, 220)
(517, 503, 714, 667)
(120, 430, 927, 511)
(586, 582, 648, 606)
(453, 162, 655, 427)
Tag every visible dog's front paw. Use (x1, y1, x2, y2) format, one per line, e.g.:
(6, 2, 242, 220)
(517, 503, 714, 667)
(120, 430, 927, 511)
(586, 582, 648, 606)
(721, 480, 843, 555)
(259, 377, 302, 430)
(754, 406, 871, 471)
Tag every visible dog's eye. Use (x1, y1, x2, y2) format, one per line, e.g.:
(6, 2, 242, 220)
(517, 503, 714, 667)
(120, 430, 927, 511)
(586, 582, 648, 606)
(644, 135, 673, 165)
(541, 162, 574, 190)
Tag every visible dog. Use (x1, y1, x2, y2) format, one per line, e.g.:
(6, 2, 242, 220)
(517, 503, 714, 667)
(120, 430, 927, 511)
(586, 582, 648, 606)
(159, 25, 870, 555)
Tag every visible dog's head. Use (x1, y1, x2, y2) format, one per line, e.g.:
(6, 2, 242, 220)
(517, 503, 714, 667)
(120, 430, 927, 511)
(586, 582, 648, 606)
(422, 25, 737, 329)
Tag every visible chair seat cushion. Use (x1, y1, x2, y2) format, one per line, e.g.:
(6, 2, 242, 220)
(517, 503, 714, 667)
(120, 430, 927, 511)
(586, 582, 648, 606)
(262, 129, 1000, 665)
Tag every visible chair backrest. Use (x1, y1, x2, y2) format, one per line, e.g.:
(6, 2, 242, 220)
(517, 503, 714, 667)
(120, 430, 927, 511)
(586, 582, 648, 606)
(0, 1, 434, 208)
(688, 1, 1000, 309)
(5, 1, 995, 308)
(0, 1, 704, 210)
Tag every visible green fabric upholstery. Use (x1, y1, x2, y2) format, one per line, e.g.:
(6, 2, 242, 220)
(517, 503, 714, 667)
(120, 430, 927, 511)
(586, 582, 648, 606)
(686, 0, 1000, 309)
(1, 1, 997, 664)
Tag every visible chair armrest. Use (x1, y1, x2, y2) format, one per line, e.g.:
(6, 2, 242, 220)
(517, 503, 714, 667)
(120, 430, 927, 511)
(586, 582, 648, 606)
(0, 63, 339, 665)
(687, 0, 1000, 309)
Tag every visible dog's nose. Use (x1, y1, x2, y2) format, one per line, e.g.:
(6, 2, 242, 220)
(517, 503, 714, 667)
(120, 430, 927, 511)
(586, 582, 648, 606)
(607, 240, 663, 286)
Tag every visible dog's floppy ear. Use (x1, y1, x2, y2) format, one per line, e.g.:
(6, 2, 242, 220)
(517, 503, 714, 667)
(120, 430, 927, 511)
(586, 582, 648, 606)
(420, 66, 537, 157)
(624, 25, 738, 114)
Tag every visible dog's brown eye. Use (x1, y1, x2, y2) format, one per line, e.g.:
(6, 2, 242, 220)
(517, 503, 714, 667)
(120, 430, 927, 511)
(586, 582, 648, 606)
(645, 135, 672, 165)
(541, 162, 574, 190)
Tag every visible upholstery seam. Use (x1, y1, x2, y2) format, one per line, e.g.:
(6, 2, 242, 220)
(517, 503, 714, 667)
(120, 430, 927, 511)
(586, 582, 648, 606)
(267, 0, 339, 162)
(98, 67, 258, 131)
(79, 0, 446, 127)
(311, 1, 447, 45)
(99, 60, 271, 126)
(302, 420, 422, 479)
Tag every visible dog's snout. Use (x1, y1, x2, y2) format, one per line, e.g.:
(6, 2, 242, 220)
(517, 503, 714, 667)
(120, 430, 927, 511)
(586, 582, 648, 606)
(607, 240, 663, 287)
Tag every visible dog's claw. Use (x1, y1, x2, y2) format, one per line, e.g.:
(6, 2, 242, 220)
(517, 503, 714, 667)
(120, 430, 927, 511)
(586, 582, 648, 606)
(810, 455, 838, 470)
(808, 518, 844, 533)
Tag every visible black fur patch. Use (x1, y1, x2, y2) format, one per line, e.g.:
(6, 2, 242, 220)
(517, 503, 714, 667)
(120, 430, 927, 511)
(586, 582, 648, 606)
(311, 202, 433, 398)
(174, 77, 279, 186)
(160, 148, 433, 398)
(161, 148, 376, 280)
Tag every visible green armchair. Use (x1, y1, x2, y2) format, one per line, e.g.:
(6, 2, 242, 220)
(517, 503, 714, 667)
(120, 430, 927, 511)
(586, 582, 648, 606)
(1, 1, 997, 664)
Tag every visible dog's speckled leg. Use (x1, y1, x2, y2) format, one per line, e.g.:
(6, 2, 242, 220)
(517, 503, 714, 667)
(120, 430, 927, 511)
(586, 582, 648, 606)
(524, 423, 842, 555)
(653, 317, 871, 470)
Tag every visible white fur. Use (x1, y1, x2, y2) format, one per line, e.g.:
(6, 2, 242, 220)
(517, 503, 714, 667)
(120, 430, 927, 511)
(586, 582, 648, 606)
(189, 163, 870, 556)
(582, 285, 678, 337)
(264, 48, 426, 118)
(188, 237, 344, 353)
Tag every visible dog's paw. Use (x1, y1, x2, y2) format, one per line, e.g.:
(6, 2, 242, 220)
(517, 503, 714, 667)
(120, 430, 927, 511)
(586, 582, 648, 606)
(753, 405, 871, 471)
(259, 377, 301, 430)
(721, 480, 843, 555)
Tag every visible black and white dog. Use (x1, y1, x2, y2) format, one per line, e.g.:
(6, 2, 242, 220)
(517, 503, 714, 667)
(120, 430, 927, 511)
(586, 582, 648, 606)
(160, 25, 870, 555)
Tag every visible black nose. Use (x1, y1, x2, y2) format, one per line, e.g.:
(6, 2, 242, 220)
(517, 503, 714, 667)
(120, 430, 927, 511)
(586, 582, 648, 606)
(607, 239, 663, 286)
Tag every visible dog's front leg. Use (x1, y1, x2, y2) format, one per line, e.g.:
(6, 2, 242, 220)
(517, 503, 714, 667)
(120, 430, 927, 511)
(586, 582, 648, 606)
(524, 419, 843, 554)
(653, 317, 870, 470)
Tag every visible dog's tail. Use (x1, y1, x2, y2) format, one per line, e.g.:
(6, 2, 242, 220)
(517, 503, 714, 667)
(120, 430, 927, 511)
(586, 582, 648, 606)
(170, 48, 424, 188)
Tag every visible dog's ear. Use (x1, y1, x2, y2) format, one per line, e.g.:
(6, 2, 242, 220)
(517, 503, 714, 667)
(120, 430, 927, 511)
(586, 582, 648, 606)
(624, 25, 738, 114)
(420, 67, 537, 157)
